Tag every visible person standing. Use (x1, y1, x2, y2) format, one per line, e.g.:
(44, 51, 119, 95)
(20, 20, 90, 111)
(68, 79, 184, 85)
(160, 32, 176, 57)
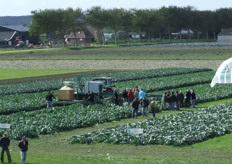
(140, 97, 149, 117)
(176, 91, 180, 110)
(134, 88, 139, 99)
(161, 92, 167, 109)
(150, 97, 156, 118)
(122, 89, 128, 104)
(185, 90, 191, 108)
(0, 133, 11, 163)
(179, 90, 184, 108)
(113, 89, 119, 105)
(170, 92, 176, 110)
(132, 98, 139, 118)
(127, 89, 134, 104)
(18, 136, 28, 164)
(45, 91, 56, 109)
(167, 91, 171, 110)
(191, 90, 196, 108)
(139, 89, 146, 101)
(85, 91, 91, 102)
(89, 91, 94, 104)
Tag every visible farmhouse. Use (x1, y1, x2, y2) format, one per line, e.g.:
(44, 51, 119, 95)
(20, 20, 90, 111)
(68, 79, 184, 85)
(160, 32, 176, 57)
(0, 25, 38, 46)
(217, 29, 232, 43)
(65, 27, 96, 45)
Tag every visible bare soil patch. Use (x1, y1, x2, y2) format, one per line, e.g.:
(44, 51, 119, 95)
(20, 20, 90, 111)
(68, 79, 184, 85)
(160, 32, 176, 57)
(0, 60, 222, 70)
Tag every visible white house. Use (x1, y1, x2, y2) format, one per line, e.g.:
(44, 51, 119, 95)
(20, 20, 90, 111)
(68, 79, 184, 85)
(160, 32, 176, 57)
(218, 29, 232, 43)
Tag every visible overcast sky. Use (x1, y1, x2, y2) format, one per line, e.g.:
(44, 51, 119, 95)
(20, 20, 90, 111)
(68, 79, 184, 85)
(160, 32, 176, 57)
(0, 0, 231, 16)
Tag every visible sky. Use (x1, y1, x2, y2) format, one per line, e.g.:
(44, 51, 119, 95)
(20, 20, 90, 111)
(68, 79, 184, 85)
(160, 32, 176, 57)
(0, 0, 231, 16)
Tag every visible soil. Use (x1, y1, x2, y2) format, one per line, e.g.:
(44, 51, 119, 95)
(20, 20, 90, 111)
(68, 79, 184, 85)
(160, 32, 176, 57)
(0, 60, 223, 70)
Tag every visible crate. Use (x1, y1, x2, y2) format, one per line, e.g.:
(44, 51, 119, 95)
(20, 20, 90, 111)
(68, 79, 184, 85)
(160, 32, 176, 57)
(58, 89, 74, 101)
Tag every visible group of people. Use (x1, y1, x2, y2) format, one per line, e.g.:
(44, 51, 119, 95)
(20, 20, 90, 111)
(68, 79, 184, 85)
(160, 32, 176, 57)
(0, 134, 28, 164)
(162, 89, 196, 110)
(119, 86, 156, 118)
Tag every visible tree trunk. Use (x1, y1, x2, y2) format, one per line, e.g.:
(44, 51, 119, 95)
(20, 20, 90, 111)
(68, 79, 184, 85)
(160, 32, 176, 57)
(214, 32, 216, 40)
(95, 29, 104, 44)
(114, 31, 117, 44)
(49, 34, 52, 48)
(149, 34, 151, 43)
(101, 29, 105, 45)
(188, 29, 191, 41)
(159, 33, 162, 42)
(179, 30, 182, 41)
(63, 33, 66, 47)
(127, 31, 130, 44)
(74, 32, 78, 47)
(206, 31, 209, 40)
(168, 24, 171, 43)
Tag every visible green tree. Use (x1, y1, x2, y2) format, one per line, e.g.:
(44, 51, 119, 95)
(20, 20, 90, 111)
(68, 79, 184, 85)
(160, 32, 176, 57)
(105, 8, 124, 44)
(65, 8, 85, 47)
(30, 9, 57, 47)
(85, 6, 108, 44)
(120, 9, 133, 44)
(131, 9, 147, 43)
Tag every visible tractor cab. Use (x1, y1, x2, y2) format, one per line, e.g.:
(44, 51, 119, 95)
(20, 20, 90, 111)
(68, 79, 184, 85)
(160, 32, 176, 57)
(92, 77, 114, 92)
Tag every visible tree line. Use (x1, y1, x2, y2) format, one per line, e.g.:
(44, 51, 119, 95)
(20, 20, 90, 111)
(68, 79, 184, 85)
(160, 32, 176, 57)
(29, 6, 232, 45)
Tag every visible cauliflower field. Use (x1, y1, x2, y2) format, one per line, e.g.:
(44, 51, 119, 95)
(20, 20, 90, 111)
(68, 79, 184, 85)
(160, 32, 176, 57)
(1, 67, 231, 146)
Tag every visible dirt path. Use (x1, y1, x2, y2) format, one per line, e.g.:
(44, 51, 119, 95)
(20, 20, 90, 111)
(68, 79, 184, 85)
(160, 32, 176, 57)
(0, 60, 222, 70)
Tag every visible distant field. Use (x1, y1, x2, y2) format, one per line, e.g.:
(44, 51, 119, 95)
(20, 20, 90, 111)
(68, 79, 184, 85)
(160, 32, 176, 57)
(0, 69, 93, 80)
(0, 46, 232, 60)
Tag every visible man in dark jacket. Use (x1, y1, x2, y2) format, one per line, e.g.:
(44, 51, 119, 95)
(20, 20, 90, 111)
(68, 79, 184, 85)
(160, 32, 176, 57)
(0, 133, 11, 163)
(141, 97, 149, 117)
(122, 89, 128, 104)
(170, 92, 177, 110)
(191, 90, 196, 108)
(179, 90, 184, 108)
(185, 90, 191, 108)
(132, 98, 139, 118)
(46, 91, 56, 109)
(176, 91, 180, 110)
(18, 136, 28, 164)
(113, 89, 119, 105)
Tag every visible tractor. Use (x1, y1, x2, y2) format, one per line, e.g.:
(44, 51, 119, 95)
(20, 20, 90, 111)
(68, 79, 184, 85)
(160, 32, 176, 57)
(53, 75, 116, 105)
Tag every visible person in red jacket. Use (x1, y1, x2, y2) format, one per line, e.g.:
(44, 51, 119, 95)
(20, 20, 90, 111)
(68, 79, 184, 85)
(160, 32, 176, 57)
(127, 89, 134, 104)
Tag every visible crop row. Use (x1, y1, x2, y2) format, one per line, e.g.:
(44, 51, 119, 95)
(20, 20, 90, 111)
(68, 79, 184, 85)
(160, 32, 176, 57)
(0, 72, 220, 115)
(0, 103, 134, 139)
(0, 78, 65, 95)
(114, 71, 214, 92)
(67, 102, 232, 146)
(105, 68, 211, 82)
(0, 92, 47, 115)
(0, 68, 211, 95)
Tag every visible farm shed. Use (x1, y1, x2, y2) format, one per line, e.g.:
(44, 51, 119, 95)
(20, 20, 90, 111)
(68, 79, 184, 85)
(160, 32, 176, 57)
(217, 29, 232, 43)
(65, 27, 97, 45)
(0, 25, 39, 46)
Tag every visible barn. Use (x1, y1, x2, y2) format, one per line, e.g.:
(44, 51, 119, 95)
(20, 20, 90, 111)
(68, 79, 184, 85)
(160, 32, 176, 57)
(0, 25, 38, 46)
(217, 29, 232, 43)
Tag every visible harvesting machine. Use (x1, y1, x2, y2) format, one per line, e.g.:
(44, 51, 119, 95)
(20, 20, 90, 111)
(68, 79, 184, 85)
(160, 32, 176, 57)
(53, 75, 117, 105)
(53, 75, 162, 105)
